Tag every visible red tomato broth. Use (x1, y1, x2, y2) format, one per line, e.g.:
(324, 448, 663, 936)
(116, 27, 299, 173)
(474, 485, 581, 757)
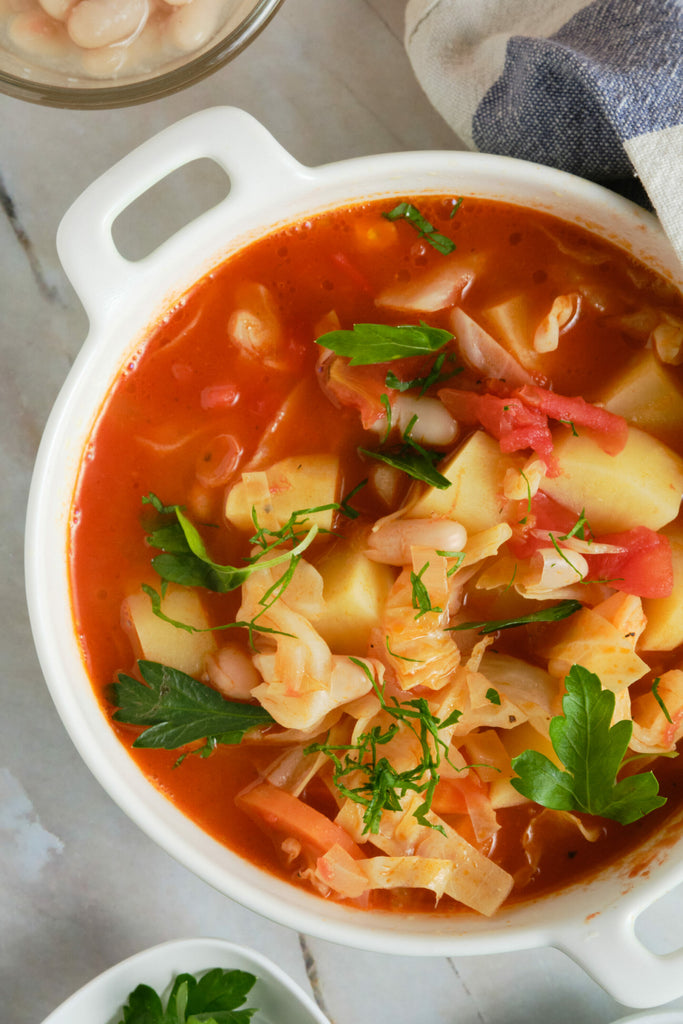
(70, 195, 683, 915)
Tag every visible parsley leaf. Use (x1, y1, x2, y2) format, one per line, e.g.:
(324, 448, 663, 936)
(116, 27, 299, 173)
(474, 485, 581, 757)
(384, 351, 463, 396)
(116, 967, 257, 1024)
(382, 201, 456, 254)
(360, 442, 451, 488)
(448, 599, 582, 634)
(511, 664, 668, 825)
(143, 494, 317, 593)
(110, 660, 273, 750)
(315, 321, 452, 366)
(360, 413, 452, 489)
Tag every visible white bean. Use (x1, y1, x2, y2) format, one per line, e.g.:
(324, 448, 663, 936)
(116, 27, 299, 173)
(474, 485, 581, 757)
(8, 10, 71, 56)
(80, 42, 128, 76)
(393, 394, 458, 447)
(366, 518, 467, 566)
(67, 0, 147, 49)
(168, 0, 222, 52)
(205, 644, 261, 700)
(38, 0, 76, 22)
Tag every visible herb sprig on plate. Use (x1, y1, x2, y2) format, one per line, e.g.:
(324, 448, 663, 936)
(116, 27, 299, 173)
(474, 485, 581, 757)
(116, 966, 257, 1024)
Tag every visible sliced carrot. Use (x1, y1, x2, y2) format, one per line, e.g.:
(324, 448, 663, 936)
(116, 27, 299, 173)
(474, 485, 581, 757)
(237, 781, 365, 860)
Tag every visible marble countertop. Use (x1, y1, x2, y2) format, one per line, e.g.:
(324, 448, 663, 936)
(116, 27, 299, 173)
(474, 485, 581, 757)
(3, 2, 683, 1022)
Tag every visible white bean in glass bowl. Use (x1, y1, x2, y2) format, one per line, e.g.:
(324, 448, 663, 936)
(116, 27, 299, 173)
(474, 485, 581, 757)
(0, 0, 284, 107)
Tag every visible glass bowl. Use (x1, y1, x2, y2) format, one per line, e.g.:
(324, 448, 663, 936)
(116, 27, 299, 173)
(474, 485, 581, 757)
(0, 0, 284, 108)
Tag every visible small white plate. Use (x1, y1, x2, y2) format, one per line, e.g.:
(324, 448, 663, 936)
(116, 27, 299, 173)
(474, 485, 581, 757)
(40, 936, 330, 1024)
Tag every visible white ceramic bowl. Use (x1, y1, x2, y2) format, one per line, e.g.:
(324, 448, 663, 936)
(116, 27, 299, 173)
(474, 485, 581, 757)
(39, 936, 329, 1024)
(24, 105, 683, 1009)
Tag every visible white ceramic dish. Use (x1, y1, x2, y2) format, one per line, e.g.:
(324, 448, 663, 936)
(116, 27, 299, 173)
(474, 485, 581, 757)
(39, 936, 329, 1024)
(25, 105, 683, 1009)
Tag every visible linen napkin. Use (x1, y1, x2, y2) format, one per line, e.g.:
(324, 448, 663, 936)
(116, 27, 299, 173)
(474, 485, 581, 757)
(405, 0, 683, 266)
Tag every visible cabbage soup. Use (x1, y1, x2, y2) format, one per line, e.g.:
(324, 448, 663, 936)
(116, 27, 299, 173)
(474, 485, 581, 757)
(69, 195, 683, 917)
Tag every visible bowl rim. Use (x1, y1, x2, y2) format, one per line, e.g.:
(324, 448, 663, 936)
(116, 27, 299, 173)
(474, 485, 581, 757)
(39, 935, 330, 1024)
(0, 0, 285, 109)
(24, 106, 683, 1005)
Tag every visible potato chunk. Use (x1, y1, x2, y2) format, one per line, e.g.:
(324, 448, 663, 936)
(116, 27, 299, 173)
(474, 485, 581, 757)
(121, 584, 216, 677)
(641, 523, 683, 651)
(310, 543, 395, 655)
(406, 430, 522, 533)
(225, 454, 340, 533)
(541, 425, 683, 532)
(481, 294, 543, 373)
(598, 349, 683, 442)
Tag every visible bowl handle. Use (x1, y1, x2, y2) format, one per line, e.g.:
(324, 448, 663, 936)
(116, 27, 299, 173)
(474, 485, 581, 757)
(558, 901, 683, 1007)
(56, 106, 311, 324)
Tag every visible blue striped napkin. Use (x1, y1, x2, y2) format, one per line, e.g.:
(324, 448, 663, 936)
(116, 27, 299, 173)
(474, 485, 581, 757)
(405, 0, 683, 266)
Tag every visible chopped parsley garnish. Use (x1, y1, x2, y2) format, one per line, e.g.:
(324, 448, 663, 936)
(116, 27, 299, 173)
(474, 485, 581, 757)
(486, 688, 501, 705)
(140, 582, 291, 647)
(511, 664, 668, 825)
(436, 549, 466, 576)
(548, 532, 586, 578)
(142, 492, 318, 593)
(448, 599, 582, 635)
(410, 562, 443, 619)
(143, 483, 366, 599)
(380, 392, 392, 443)
(449, 196, 464, 218)
(652, 676, 673, 724)
(382, 201, 456, 254)
(116, 966, 257, 1024)
(386, 636, 424, 663)
(110, 660, 274, 753)
(360, 414, 451, 489)
(306, 657, 462, 835)
(518, 470, 532, 525)
(384, 351, 463, 396)
(558, 508, 590, 542)
(559, 417, 579, 436)
(315, 321, 452, 366)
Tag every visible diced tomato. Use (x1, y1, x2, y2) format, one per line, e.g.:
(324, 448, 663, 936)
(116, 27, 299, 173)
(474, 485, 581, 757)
(440, 382, 628, 472)
(530, 491, 584, 535)
(439, 389, 556, 467)
(586, 526, 673, 598)
(320, 356, 392, 428)
(237, 780, 365, 860)
(507, 490, 587, 559)
(515, 384, 628, 455)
